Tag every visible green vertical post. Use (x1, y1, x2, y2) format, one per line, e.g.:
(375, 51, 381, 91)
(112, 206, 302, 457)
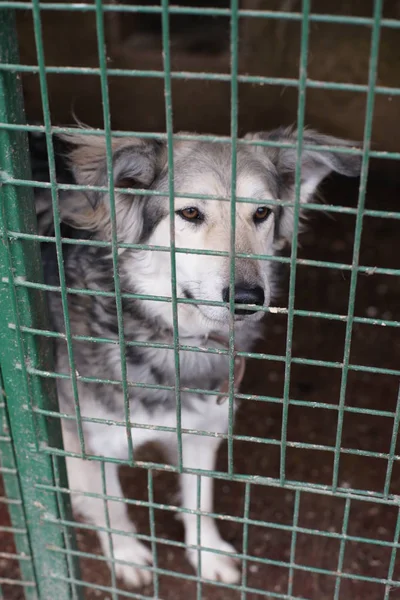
(161, 0, 184, 469)
(280, 0, 311, 486)
(0, 10, 81, 599)
(332, 0, 383, 492)
(0, 371, 38, 599)
(227, 0, 240, 475)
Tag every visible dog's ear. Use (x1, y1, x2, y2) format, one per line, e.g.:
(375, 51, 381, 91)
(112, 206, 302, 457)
(244, 126, 361, 244)
(58, 132, 165, 240)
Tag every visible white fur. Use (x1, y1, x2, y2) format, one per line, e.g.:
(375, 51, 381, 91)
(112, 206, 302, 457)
(63, 393, 239, 585)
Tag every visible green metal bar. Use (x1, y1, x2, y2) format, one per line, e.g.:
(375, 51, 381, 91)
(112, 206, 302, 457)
(30, 0, 86, 455)
(287, 490, 301, 597)
(332, 0, 383, 492)
(18, 477, 400, 552)
(22, 403, 400, 462)
(384, 508, 400, 600)
(100, 462, 118, 600)
(0, 121, 378, 150)
(280, 0, 310, 485)
(0, 582, 36, 596)
(333, 497, 351, 600)
(3, 185, 400, 222)
(0, 371, 38, 599)
(240, 482, 251, 600)
(26, 495, 380, 563)
(384, 385, 400, 498)
(7, 239, 400, 278)
(49, 573, 307, 600)
(94, 0, 135, 465)
(3, 61, 400, 97)
(51, 455, 81, 600)
(31, 302, 395, 328)
(23, 356, 400, 389)
(147, 469, 159, 596)
(31, 404, 400, 446)
(161, 0, 183, 470)
(47, 542, 400, 591)
(195, 475, 202, 599)
(12, 324, 400, 364)
(43, 575, 155, 600)
(2, 1, 400, 30)
(7, 269, 400, 309)
(227, 0, 240, 475)
(34, 455, 400, 508)
(0, 10, 81, 599)
(2, 123, 400, 164)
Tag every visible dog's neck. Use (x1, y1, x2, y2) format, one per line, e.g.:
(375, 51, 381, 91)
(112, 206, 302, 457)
(158, 328, 245, 405)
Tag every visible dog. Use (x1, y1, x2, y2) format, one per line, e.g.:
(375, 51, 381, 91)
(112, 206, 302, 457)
(31, 126, 361, 587)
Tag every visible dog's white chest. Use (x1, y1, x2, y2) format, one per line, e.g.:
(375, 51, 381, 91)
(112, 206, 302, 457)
(85, 395, 233, 460)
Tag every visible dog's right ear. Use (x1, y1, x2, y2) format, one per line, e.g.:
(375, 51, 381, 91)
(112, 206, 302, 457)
(59, 133, 166, 240)
(244, 127, 361, 245)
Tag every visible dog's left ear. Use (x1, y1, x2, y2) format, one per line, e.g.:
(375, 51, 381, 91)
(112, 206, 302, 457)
(58, 132, 166, 241)
(244, 126, 361, 243)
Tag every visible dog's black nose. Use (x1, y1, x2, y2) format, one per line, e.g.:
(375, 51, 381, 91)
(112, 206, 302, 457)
(222, 285, 265, 315)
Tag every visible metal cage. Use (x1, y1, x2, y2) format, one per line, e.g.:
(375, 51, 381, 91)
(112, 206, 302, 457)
(1, 1, 400, 599)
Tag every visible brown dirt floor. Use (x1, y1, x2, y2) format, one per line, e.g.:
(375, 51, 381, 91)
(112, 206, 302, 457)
(1, 174, 400, 599)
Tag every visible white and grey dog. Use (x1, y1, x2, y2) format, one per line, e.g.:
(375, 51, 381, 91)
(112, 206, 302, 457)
(32, 127, 360, 587)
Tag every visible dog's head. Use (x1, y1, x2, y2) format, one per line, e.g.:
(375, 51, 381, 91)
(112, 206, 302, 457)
(61, 127, 361, 337)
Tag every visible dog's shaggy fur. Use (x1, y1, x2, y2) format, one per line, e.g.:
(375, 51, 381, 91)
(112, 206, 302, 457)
(31, 128, 361, 586)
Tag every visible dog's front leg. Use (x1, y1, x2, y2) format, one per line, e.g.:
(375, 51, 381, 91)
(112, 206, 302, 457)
(64, 425, 153, 588)
(179, 428, 240, 584)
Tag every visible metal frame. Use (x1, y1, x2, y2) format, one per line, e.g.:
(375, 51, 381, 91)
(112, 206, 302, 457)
(0, 1, 400, 598)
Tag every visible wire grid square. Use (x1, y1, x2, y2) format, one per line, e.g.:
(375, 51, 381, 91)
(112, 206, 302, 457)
(0, 0, 400, 599)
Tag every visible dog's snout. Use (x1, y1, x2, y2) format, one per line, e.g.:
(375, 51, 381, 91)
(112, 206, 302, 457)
(222, 285, 265, 315)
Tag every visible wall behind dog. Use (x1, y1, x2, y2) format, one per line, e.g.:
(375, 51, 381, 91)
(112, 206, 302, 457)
(17, 0, 400, 178)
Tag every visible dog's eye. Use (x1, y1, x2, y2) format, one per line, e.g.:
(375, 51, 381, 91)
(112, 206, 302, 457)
(253, 206, 272, 223)
(177, 207, 203, 222)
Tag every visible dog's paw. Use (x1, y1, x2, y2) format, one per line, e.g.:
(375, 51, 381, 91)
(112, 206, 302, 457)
(113, 538, 153, 588)
(187, 536, 240, 584)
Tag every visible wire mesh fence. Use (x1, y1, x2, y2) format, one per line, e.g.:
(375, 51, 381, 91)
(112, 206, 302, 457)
(0, 1, 400, 599)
